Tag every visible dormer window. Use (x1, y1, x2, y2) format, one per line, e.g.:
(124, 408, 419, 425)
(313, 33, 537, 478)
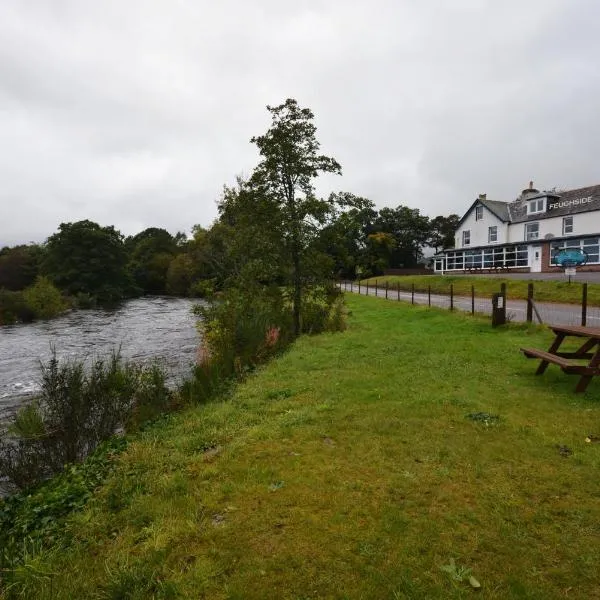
(528, 198, 545, 214)
(475, 205, 483, 221)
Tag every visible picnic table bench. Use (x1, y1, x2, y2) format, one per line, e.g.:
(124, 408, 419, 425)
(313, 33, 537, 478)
(521, 324, 600, 392)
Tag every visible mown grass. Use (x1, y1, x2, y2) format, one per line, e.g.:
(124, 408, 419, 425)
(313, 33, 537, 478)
(4, 294, 600, 599)
(360, 274, 600, 304)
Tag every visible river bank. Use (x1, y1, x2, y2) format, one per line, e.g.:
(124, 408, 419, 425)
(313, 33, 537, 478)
(0, 296, 200, 421)
(3, 294, 599, 599)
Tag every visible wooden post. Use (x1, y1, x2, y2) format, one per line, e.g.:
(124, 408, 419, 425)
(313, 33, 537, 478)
(582, 282, 588, 326)
(471, 285, 475, 315)
(411, 283, 415, 305)
(450, 284, 454, 311)
(397, 282, 400, 301)
(526, 283, 533, 323)
(358, 280, 361, 294)
(375, 279, 378, 295)
(385, 281, 388, 299)
(428, 285, 431, 307)
(366, 281, 369, 296)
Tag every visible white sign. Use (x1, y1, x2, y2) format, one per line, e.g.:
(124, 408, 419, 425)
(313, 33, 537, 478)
(548, 196, 594, 211)
(565, 267, 576, 277)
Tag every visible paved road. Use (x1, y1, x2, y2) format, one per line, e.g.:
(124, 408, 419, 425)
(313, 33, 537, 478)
(341, 282, 597, 327)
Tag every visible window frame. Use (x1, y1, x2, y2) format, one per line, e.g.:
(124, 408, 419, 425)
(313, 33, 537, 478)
(527, 198, 546, 215)
(525, 222, 539, 241)
(475, 205, 484, 221)
(562, 216, 573, 235)
(462, 230, 471, 246)
(488, 226, 498, 243)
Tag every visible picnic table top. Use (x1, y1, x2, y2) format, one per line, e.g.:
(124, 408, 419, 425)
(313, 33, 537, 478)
(548, 324, 600, 338)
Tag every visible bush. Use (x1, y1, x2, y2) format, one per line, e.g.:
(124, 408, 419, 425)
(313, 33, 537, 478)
(23, 276, 66, 320)
(0, 289, 34, 325)
(0, 352, 170, 494)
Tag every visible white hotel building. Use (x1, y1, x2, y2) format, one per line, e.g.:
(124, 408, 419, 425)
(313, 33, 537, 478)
(434, 183, 600, 274)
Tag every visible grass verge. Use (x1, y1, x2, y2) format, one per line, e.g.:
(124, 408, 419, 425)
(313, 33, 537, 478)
(2, 294, 600, 599)
(360, 274, 600, 304)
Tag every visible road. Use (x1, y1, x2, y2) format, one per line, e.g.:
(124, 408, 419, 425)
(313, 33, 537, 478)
(340, 282, 598, 327)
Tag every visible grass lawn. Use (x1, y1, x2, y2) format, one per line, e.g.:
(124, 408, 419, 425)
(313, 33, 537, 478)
(7, 295, 600, 599)
(360, 274, 600, 305)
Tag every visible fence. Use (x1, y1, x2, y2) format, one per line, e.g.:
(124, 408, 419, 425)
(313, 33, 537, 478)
(340, 280, 597, 328)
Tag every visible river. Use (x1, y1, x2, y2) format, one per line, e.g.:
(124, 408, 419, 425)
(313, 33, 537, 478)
(0, 296, 200, 421)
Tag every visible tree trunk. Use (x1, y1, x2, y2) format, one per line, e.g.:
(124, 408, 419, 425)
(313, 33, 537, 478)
(292, 243, 301, 337)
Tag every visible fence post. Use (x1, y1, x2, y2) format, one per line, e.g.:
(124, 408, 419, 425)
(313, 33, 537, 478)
(471, 285, 475, 315)
(582, 283, 588, 326)
(450, 284, 454, 311)
(397, 283, 400, 301)
(385, 281, 388, 299)
(526, 283, 533, 323)
(358, 279, 361, 294)
(375, 279, 378, 296)
(366, 280, 369, 296)
(491, 293, 506, 327)
(428, 285, 431, 307)
(411, 283, 415, 305)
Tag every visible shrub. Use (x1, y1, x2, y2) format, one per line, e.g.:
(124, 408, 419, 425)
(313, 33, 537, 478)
(0, 352, 169, 494)
(23, 276, 66, 320)
(0, 289, 34, 325)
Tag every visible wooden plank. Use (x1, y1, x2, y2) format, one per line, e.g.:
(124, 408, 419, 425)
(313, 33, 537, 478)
(521, 347, 573, 368)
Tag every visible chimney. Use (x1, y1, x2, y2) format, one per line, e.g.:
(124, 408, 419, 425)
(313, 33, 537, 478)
(478, 193, 486, 200)
(521, 181, 540, 199)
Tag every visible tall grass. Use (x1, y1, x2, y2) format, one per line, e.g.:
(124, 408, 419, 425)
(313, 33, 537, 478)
(0, 351, 171, 494)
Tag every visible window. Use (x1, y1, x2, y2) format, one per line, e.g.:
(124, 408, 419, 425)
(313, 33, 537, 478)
(528, 198, 545, 214)
(525, 222, 539, 241)
(551, 238, 600, 265)
(462, 230, 470, 246)
(475, 205, 483, 221)
(488, 226, 498, 243)
(563, 217, 573, 235)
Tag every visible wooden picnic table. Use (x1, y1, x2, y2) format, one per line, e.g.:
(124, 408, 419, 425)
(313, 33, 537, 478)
(521, 324, 600, 392)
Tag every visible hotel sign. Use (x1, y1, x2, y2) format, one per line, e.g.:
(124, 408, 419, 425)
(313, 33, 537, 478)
(547, 196, 595, 212)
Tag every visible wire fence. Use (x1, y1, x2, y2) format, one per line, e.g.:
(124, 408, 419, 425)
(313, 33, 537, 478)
(340, 280, 597, 328)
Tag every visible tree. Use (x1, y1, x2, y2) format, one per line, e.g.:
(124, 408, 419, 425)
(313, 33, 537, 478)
(373, 206, 431, 267)
(0, 244, 45, 291)
(126, 228, 179, 295)
(249, 99, 342, 336)
(313, 193, 376, 278)
(428, 214, 460, 253)
(43, 220, 130, 304)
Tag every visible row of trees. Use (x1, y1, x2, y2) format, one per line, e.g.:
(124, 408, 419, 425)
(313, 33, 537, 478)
(1, 100, 458, 319)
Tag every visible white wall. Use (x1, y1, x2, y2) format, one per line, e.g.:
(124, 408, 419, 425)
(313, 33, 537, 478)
(456, 203, 508, 248)
(507, 210, 600, 243)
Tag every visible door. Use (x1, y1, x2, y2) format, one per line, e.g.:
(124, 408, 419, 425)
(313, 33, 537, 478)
(530, 246, 542, 272)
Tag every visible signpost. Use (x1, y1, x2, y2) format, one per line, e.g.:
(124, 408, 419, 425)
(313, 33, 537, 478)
(554, 248, 588, 284)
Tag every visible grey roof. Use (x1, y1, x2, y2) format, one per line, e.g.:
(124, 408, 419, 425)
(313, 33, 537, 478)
(458, 184, 600, 227)
(480, 199, 510, 222)
(510, 184, 600, 223)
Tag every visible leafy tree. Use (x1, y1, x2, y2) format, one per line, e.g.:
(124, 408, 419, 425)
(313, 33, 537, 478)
(0, 244, 45, 291)
(23, 276, 66, 319)
(126, 228, 179, 295)
(428, 214, 460, 252)
(314, 193, 376, 278)
(43, 220, 130, 305)
(373, 206, 431, 267)
(249, 98, 342, 336)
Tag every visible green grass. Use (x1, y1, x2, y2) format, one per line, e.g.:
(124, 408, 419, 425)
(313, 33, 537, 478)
(360, 274, 599, 304)
(3, 295, 600, 599)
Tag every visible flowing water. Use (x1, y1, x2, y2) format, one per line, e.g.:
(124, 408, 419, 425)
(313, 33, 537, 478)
(0, 297, 200, 421)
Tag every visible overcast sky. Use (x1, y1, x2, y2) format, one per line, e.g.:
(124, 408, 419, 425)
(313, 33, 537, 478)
(2, 0, 600, 246)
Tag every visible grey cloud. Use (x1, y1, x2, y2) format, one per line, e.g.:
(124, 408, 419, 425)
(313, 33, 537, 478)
(1, 0, 600, 246)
